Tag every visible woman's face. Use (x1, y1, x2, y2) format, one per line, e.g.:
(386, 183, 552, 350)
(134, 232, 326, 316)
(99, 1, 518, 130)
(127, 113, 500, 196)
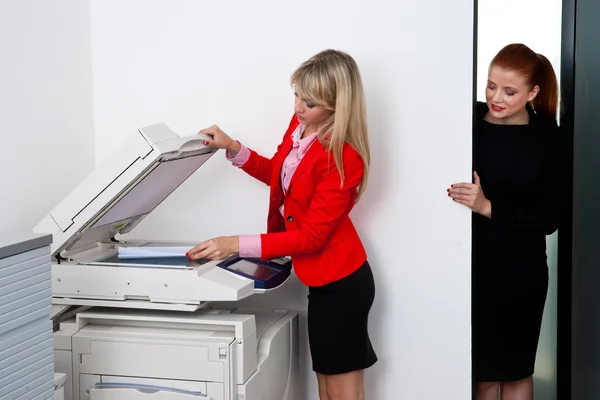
(485, 65, 539, 124)
(293, 91, 332, 129)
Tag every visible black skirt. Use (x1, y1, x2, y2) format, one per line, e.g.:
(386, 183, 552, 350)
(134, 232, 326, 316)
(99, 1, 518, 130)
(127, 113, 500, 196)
(307, 261, 378, 375)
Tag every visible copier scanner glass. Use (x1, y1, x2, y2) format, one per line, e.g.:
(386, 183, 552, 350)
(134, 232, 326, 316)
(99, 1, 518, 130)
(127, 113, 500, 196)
(94, 253, 207, 268)
(92, 242, 211, 269)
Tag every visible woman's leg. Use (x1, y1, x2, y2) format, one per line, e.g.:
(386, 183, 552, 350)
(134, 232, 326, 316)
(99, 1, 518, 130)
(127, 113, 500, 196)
(500, 376, 533, 400)
(477, 381, 500, 400)
(321, 370, 365, 400)
(317, 373, 330, 400)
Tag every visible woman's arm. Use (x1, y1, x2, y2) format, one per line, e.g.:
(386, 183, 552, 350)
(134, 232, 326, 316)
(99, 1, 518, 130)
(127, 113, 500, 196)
(449, 126, 564, 235)
(201, 116, 297, 186)
(235, 140, 287, 186)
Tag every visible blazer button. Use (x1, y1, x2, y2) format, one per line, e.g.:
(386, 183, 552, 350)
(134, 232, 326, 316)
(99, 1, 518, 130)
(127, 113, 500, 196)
(286, 216, 293, 222)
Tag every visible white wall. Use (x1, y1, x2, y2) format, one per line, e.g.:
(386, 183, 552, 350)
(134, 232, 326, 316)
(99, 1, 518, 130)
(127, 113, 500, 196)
(477, 2, 562, 398)
(90, 0, 474, 398)
(477, 1, 562, 102)
(0, 0, 95, 232)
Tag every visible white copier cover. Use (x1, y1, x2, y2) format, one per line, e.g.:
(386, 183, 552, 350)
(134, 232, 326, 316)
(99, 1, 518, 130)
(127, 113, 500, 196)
(34, 124, 290, 311)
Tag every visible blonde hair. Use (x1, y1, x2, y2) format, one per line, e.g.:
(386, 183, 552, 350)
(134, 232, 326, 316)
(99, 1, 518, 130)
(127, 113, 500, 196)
(291, 49, 370, 201)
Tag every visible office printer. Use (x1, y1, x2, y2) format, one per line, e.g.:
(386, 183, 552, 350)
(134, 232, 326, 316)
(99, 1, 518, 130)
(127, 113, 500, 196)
(34, 124, 299, 400)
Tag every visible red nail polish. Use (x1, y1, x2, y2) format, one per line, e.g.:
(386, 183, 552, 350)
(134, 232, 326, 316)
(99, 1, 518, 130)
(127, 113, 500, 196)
(185, 252, 189, 256)
(204, 141, 209, 145)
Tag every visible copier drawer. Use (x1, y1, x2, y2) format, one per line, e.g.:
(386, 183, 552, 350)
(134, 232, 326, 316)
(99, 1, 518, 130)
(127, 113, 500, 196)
(75, 339, 228, 382)
(90, 388, 201, 400)
(81, 374, 223, 400)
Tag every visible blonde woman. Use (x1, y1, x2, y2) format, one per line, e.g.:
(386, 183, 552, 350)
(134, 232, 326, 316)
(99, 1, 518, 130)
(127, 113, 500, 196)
(188, 49, 377, 400)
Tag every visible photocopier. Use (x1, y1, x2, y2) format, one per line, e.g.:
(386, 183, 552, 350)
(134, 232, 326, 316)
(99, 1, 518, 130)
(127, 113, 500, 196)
(33, 124, 299, 400)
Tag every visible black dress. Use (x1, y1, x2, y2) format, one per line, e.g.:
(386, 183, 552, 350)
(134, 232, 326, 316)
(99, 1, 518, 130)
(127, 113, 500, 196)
(472, 102, 564, 382)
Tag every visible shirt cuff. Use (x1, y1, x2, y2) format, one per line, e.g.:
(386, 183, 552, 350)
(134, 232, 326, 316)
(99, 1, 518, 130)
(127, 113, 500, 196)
(238, 234, 262, 258)
(226, 142, 251, 167)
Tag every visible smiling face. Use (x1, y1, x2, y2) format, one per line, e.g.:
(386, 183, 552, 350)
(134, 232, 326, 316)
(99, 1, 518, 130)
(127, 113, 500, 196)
(485, 65, 540, 125)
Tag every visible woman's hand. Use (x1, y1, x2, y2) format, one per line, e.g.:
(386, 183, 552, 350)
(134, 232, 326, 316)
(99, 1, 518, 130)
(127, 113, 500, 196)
(448, 171, 492, 218)
(187, 236, 240, 261)
(198, 125, 241, 154)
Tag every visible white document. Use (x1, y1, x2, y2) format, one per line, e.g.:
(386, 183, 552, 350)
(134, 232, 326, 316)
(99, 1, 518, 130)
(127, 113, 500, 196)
(117, 246, 190, 259)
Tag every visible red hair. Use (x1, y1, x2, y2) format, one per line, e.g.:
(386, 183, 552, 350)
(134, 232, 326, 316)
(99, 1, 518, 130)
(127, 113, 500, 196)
(490, 43, 560, 125)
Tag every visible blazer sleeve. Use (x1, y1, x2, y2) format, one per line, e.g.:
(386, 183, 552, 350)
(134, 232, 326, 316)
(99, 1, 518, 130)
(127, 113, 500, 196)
(490, 124, 564, 235)
(240, 145, 282, 186)
(239, 115, 297, 186)
(260, 146, 364, 259)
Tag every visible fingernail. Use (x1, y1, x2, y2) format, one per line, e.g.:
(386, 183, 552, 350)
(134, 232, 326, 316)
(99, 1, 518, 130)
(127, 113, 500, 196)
(204, 141, 209, 145)
(185, 252, 189, 256)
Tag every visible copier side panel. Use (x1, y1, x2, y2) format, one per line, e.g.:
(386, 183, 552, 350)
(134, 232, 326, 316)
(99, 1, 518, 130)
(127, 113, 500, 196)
(236, 311, 299, 400)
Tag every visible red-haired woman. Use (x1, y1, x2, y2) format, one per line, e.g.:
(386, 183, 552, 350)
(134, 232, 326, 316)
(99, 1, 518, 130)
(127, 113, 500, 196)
(448, 43, 565, 400)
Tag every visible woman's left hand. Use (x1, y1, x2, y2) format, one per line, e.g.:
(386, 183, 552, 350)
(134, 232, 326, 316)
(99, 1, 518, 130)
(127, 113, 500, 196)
(448, 171, 492, 218)
(187, 236, 239, 260)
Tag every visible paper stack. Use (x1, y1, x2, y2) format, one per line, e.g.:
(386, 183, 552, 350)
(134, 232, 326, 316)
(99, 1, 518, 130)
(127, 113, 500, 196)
(117, 246, 190, 259)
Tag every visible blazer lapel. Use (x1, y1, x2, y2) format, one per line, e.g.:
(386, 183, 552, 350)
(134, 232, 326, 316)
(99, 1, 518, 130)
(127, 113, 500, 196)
(288, 139, 323, 190)
(272, 136, 293, 191)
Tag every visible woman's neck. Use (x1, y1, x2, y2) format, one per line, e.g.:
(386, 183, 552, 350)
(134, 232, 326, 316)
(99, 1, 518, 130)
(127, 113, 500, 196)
(303, 124, 318, 138)
(484, 107, 530, 125)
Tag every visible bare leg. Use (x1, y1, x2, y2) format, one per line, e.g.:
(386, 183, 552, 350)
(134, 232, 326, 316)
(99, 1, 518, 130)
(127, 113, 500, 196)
(317, 373, 330, 400)
(501, 376, 533, 400)
(477, 381, 500, 400)
(322, 370, 365, 400)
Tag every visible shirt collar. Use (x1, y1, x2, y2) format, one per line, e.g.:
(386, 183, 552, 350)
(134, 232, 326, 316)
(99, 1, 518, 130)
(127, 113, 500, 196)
(291, 124, 319, 156)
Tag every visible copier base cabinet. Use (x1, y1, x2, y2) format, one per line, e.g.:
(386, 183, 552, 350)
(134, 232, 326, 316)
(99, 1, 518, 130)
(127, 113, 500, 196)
(54, 307, 299, 400)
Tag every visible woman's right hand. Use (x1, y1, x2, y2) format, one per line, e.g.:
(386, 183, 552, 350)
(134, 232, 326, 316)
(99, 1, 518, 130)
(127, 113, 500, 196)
(198, 125, 241, 154)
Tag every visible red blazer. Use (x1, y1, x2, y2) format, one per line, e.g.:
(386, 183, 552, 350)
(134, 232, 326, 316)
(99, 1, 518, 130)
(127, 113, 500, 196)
(241, 115, 367, 287)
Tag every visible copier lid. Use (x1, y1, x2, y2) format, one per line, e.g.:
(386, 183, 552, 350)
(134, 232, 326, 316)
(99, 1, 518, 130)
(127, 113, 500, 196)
(34, 123, 217, 256)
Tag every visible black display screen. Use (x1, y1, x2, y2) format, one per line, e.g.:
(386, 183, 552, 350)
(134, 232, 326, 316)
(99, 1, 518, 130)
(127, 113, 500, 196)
(227, 259, 279, 280)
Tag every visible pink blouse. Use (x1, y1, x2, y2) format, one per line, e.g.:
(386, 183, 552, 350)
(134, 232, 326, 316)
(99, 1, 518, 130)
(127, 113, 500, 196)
(227, 124, 318, 258)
